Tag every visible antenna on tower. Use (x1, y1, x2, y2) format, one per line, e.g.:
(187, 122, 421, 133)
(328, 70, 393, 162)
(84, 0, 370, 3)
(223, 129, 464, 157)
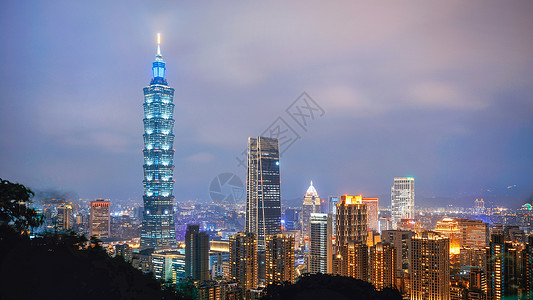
(156, 33, 162, 57)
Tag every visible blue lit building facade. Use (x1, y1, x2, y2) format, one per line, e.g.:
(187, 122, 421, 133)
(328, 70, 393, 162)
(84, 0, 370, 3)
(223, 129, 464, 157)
(141, 35, 176, 250)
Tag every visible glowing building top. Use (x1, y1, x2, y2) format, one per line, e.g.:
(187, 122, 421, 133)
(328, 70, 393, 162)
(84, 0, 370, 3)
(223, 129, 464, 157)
(306, 181, 318, 197)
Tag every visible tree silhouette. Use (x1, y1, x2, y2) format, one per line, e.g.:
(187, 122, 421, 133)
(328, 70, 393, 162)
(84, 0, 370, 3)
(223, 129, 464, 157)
(0, 178, 43, 232)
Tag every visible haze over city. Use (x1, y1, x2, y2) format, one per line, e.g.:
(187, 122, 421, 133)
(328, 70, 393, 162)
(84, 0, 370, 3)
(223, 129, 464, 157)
(1, 1, 533, 208)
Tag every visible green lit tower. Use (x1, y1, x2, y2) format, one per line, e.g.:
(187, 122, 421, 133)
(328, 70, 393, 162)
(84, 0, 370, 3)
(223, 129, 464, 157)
(140, 34, 176, 250)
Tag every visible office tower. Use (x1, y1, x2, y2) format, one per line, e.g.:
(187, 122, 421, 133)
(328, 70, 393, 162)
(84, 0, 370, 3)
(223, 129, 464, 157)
(457, 219, 489, 248)
(265, 234, 295, 285)
(56, 204, 72, 231)
(245, 137, 281, 251)
(185, 224, 209, 282)
(459, 247, 487, 269)
(382, 230, 415, 280)
(409, 231, 450, 300)
(229, 232, 258, 292)
(329, 196, 339, 235)
(89, 199, 110, 239)
(141, 34, 176, 250)
(370, 242, 396, 290)
(391, 177, 415, 229)
(522, 236, 533, 300)
(283, 208, 299, 231)
(362, 198, 379, 231)
(435, 218, 461, 255)
(152, 251, 182, 283)
(301, 181, 320, 242)
(487, 234, 520, 299)
(334, 195, 367, 277)
(308, 213, 332, 274)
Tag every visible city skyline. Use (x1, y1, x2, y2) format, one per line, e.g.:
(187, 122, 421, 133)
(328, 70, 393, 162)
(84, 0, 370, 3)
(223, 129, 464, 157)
(1, 1, 533, 208)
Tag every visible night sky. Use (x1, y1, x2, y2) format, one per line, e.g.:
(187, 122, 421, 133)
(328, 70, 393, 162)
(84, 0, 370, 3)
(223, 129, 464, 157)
(1, 1, 532, 208)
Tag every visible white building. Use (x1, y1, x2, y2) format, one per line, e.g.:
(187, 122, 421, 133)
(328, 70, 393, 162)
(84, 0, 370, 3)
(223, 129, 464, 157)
(391, 177, 415, 229)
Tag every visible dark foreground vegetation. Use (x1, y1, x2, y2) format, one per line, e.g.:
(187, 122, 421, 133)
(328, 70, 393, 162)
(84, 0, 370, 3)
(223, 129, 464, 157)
(262, 273, 402, 300)
(0, 178, 190, 300)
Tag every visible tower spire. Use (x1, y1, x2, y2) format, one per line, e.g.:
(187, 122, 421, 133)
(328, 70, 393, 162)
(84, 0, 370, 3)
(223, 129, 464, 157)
(156, 33, 163, 61)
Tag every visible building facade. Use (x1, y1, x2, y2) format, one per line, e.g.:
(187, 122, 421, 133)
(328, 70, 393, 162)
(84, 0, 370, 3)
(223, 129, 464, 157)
(89, 199, 110, 239)
(265, 234, 295, 285)
(141, 34, 176, 250)
(308, 213, 332, 274)
(370, 242, 396, 291)
(57, 204, 72, 231)
(362, 198, 379, 231)
(245, 137, 282, 251)
(409, 231, 450, 300)
(185, 224, 210, 282)
(229, 232, 258, 293)
(391, 177, 415, 229)
(334, 195, 367, 277)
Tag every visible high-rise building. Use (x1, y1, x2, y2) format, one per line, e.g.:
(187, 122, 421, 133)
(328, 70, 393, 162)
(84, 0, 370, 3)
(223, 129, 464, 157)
(473, 198, 485, 214)
(57, 204, 72, 231)
(334, 195, 367, 277)
(229, 232, 258, 293)
(391, 177, 415, 229)
(283, 208, 299, 231)
(89, 199, 110, 239)
(265, 234, 295, 285)
(308, 213, 332, 274)
(347, 240, 368, 281)
(152, 251, 182, 283)
(245, 137, 281, 251)
(522, 236, 533, 300)
(457, 219, 489, 248)
(487, 234, 520, 299)
(140, 34, 176, 251)
(245, 137, 281, 281)
(435, 218, 461, 255)
(301, 181, 321, 242)
(409, 231, 450, 300)
(370, 242, 396, 291)
(185, 224, 209, 282)
(381, 230, 414, 295)
(362, 197, 379, 231)
(328, 196, 339, 236)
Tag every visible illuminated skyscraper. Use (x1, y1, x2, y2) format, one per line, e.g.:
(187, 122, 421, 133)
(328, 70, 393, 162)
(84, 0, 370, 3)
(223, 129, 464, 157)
(308, 213, 332, 274)
(265, 234, 295, 285)
(334, 195, 367, 277)
(522, 236, 533, 300)
(487, 234, 520, 300)
(57, 204, 72, 231)
(301, 181, 320, 243)
(245, 137, 282, 252)
(362, 197, 379, 231)
(391, 177, 415, 229)
(381, 229, 414, 294)
(409, 231, 450, 300)
(229, 232, 258, 293)
(141, 34, 176, 250)
(370, 242, 396, 291)
(89, 199, 110, 239)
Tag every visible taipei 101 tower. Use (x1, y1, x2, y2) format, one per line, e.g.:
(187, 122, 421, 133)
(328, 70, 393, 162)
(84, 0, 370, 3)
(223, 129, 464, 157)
(140, 34, 176, 250)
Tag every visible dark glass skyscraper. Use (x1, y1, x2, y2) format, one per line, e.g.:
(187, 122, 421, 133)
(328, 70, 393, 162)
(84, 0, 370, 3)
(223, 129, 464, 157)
(245, 136, 282, 251)
(140, 34, 176, 250)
